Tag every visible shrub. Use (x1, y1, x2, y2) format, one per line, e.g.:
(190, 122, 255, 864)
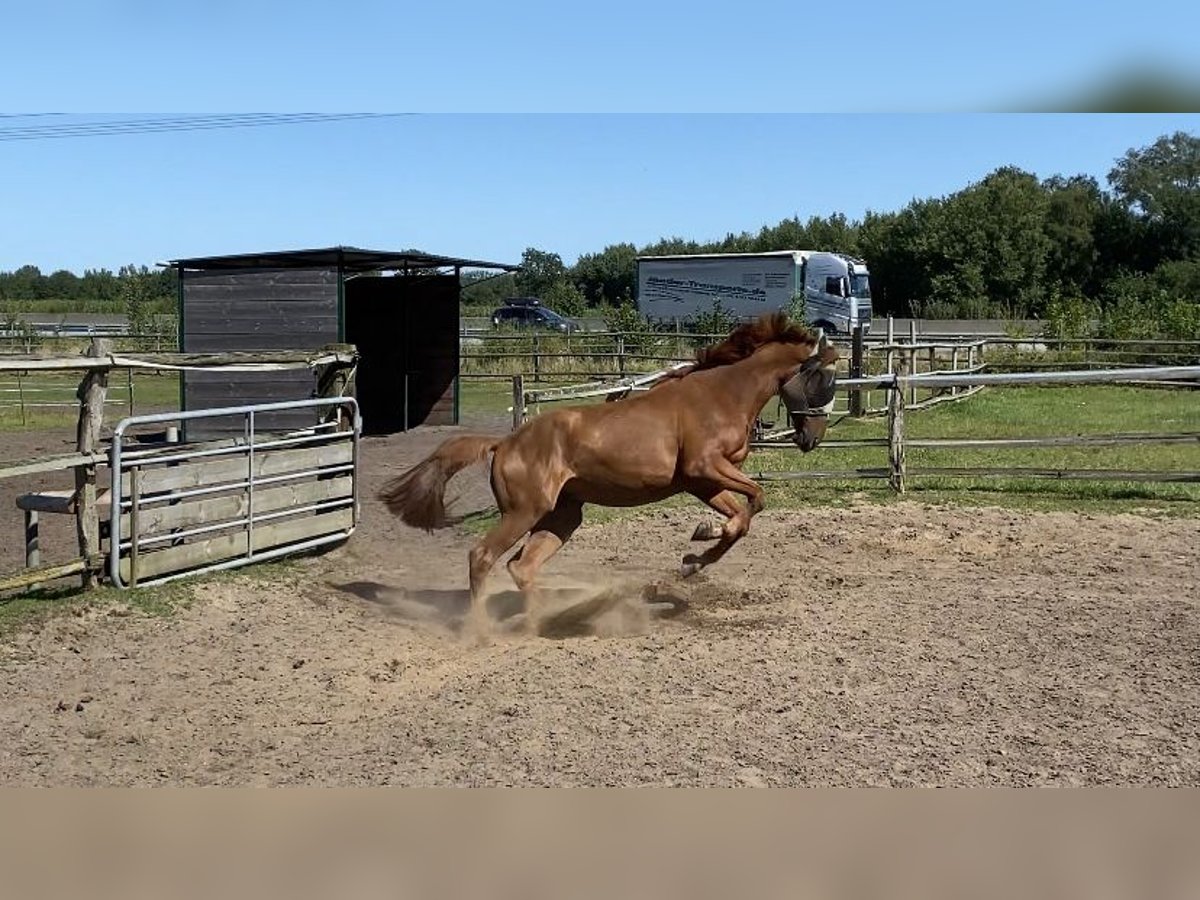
(1161, 298, 1200, 340)
(601, 300, 648, 334)
(1043, 289, 1098, 339)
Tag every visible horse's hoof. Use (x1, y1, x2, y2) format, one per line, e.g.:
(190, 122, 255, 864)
(680, 561, 702, 578)
(463, 610, 493, 646)
(691, 521, 722, 541)
(462, 627, 493, 648)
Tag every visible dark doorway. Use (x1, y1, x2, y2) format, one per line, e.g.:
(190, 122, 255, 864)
(345, 275, 459, 434)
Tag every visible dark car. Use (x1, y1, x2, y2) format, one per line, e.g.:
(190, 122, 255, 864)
(491, 298, 577, 333)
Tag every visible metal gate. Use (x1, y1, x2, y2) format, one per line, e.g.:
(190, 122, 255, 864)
(108, 397, 360, 588)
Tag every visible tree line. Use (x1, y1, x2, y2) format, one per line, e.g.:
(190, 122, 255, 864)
(0, 265, 176, 348)
(0, 264, 177, 311)
(3, 131, 1197, 339)
(465, 131, 1199, 339)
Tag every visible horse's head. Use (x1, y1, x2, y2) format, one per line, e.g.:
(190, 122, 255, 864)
(778, 335, 839, 452)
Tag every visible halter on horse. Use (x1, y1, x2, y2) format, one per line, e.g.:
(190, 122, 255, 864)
(379, 312, 838, 636)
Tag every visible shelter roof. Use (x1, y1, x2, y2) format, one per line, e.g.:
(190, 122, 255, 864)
(167, 245, 518, 273)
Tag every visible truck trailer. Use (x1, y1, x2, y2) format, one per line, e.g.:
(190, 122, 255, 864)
(636, 250, 872, 334)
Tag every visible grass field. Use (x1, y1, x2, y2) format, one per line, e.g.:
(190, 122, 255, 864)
(460, 380, 1200, 518)
(751, 385, 1200, 514)
(0, 371, 180, 433)
(0, 555, 303, 638)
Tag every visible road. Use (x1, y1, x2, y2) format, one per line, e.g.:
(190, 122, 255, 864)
(461, 316, 1042, 337)
(12, 312, 1041, 340)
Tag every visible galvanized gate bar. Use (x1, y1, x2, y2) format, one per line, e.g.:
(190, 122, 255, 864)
(109, 396, 361, 589)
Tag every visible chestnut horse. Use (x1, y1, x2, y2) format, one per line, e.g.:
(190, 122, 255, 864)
(379, 313, 838, 634)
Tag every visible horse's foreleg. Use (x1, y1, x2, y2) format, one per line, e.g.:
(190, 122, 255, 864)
(680, 462, 765, 577)
(689, 489, 743, 541)
(507, 497, 584, 635)
(707, 457, 765, 516)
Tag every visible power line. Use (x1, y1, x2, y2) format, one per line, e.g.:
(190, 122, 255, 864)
(0, 113, 414, 141)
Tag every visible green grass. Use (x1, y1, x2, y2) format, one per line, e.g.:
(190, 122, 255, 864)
(458, 381, 1200, 517)
(0, 371, 180, 433)
(456, 379, 517, 417)
(756, 385, 1200, 515)
(458, 376, 615, 418)
(2, 298, 175, 316)
(0, 557, 305, 645)
(0, 578, 196, 643)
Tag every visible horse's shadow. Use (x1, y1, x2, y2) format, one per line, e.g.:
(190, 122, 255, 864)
(329, 579, 689, 638)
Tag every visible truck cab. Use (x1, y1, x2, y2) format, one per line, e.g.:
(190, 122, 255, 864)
(801, 252, 873, 335)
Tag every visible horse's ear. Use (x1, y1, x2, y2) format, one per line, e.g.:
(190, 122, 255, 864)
(817, 336, 839, 366)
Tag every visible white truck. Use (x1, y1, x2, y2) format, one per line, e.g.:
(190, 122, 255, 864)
(636, 250, 873, 334)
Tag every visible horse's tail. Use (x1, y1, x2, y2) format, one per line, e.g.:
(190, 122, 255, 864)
(377, 434, 500, 531)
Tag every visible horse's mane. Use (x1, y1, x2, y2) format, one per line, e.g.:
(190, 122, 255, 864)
(605, 313, 818, 402)
(666, 312, 817, 380)
(694, 312, 816, 369)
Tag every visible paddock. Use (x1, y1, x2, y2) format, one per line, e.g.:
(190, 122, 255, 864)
(1, 409, 1198, 786)
(1, 325, 1198, 785)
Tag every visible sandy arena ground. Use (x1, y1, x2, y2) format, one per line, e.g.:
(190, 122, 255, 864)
(1, 422, 1198, 786)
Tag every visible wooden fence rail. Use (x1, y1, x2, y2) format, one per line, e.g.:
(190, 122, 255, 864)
(511, 328, 989, 426)
(461, 323, 1199, 388)
(752, 365, 1200, 493)
(506, 348, 1200, 493)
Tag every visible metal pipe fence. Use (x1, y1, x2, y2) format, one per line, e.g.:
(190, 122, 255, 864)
(750, 365, 1200, 492)
(460, 325, 1200, 383)
(109, 396, 362, 589)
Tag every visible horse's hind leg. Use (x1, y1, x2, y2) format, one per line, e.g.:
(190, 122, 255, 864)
(468, 510, 542, 637)
(507, 497, 584, 635)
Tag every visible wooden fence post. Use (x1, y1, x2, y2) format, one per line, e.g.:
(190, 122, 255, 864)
(16, 371, 27, 426)
(511, 374, 525, 431)
(24, 510, 39, 568)
(885, 316, 895, 387)
(74, 338, 110, 589)
(532, 334, 541, 383)
(908, 348, 918, 407)
(315, 343, 357, 430)
(617, 334, 626, 377)
(888, 355, 907, 495)
(849, 326, 865, 417)
(907, 320, 918, 406)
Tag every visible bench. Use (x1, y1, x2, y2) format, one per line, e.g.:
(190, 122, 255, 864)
(16, 489, 112, 569)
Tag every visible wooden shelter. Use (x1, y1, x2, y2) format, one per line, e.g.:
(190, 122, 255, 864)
(169, 246, 516, 437)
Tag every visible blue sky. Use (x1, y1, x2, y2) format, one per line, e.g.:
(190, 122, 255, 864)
(2, 0, 1197, 274)
(2, 114, 1197, 274)
(5, 1, 1198, 112)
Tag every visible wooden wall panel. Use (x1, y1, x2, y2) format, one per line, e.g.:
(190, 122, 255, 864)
(181, 267, 338, 437)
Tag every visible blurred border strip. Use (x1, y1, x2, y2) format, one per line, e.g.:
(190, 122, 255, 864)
(1, 788, 1198, 899)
